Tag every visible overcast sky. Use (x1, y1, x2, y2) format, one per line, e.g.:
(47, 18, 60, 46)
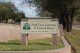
(0, 0, 38, 17)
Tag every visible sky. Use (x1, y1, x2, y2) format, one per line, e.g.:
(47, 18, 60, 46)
(0, 0, 38, 17)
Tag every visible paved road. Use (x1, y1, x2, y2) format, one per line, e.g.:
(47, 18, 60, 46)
(72, 25, 80, 30)
(72, 27, 80, 30)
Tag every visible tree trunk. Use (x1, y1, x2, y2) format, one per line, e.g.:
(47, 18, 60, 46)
(65, 12, 73, 32)
(59, 11, 73, 32)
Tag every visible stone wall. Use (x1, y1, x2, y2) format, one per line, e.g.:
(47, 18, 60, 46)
(0, 24, 51, 41)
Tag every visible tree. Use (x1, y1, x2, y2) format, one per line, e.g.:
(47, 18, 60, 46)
(22, 0, 80, 32)
(74, 8, 80, 24)
(0, 2, 25, 23)
(14, 12, 25, 23)
(0, 2, 16, 23)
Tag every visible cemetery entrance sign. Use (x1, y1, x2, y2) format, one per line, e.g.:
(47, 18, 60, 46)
(21, 18, 59, 34)
(21, 18, 59, 45)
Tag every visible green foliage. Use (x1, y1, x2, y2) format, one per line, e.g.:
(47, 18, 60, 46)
(23, 0, 80, 19)
(0, 2, 25, 23)
(23, 0, 77, 16)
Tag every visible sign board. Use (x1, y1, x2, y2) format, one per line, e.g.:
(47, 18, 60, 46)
(21, 18, 59, 34)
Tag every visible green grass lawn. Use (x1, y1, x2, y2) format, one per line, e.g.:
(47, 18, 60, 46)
(64, 29, 80, 53)
(0, 38, 64, 51)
